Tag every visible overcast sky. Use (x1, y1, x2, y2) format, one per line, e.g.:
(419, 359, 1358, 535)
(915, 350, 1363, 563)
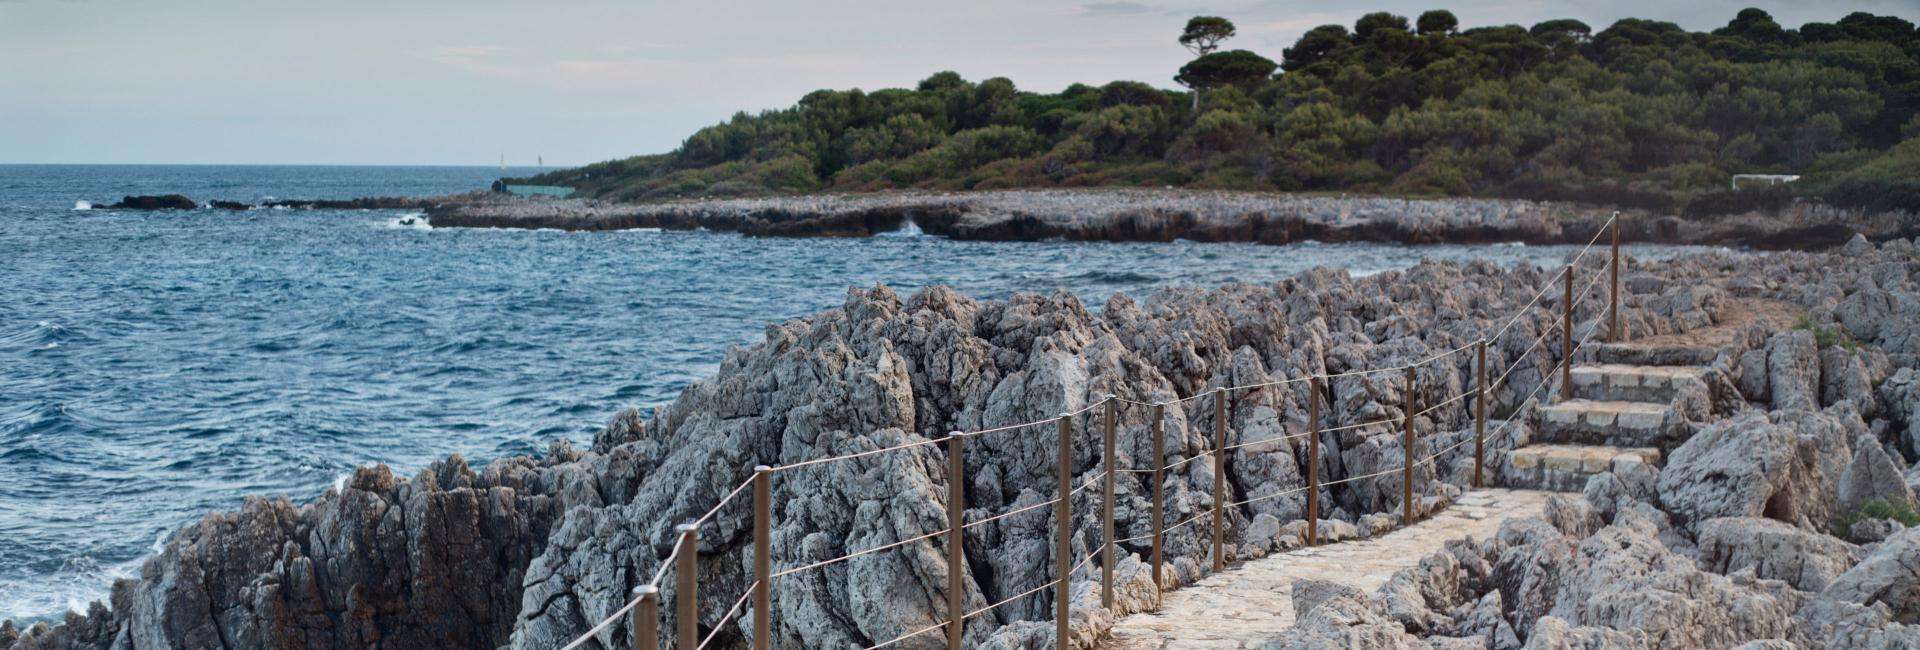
(1, 0, 1913, 166)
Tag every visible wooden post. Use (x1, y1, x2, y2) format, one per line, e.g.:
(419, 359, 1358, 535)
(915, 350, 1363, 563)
(1306, 376, 1321, 546)
(1100, 398, 1116, 610)
(1149, 403, 1165, 590)
(1474, 340, 1487, 489)
(1610, 213, 1622, 343)
(752, 466, 771, 650)
(946, 432, 966, 650)
(674, 523, 699, 649)
(1211, 387, 1226, 573)
(1562, 263, 1574, 402)
(631, 585, 658, 650)
(1054, 415, 1071, 650)
(1402, 367, 1416, 526)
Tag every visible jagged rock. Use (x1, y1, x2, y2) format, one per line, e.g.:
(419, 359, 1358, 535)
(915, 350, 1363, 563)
(1521, 616, 1649, 649)
(1849, 518, 1907, 544)
(1292, 579, 1364, 619)
(1656, 411, 1846, 533)
(1767, 331, 1822, 411)
(1256, 595, 1425, 649)
(1838, 435, 1918, 515)
(1450, 592, 1519, 649)
(1544, 514, 1801, 647)
(1696, 517, 1860, 591)
(1822, 347, 1877, 413)
(1881, 368, 1920, 461)
(1820, 527, 1920, 624)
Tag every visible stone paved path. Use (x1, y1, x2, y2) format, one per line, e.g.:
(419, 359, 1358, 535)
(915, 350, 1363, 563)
(1103, 489, 1553, 649)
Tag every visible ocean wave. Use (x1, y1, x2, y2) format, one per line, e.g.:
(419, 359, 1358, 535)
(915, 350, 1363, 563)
(72, 200, 92, 211)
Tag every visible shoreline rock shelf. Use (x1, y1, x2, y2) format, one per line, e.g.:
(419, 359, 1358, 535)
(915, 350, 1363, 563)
(423, 188, 1917, 251)
(6, 234, 1920, 648)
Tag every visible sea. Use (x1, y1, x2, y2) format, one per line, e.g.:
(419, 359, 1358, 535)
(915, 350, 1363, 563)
(0, 164, 1718, 623)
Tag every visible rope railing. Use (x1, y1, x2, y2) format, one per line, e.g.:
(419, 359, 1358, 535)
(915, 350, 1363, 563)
(589, 212, 1629, 650)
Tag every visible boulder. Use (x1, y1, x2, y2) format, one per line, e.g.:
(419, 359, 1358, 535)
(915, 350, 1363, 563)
(1291, 578, 1364, 619)
(1256, 595, 1425, 650)
(1657, 412, 1836, 533)
(1837, 436, 1918, 516)
(1766, 331, 1821, 411)
(1819, 527, 1920, 624)
(1696, 516, 1860, 591)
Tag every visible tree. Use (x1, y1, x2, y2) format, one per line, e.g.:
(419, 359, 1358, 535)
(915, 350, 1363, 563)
(1176, 50, 1279, 96)
(1282, 25, 1353, 72)
(1179, 16, 1237, 56)
(1179, 16, 1240, 109)
(1355, 12, 1411, 42)
(1416, 10, 1459, 36)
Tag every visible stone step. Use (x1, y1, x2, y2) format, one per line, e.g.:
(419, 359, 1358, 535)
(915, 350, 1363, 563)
(1503, 444, 1660, 492)
(1537, 399, 1685, 448)
(1589, 342, 1721, 367)
(1570, 363, 1709, 404)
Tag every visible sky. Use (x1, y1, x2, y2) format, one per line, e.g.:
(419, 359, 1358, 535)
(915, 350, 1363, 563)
(1, 0, 1915, 166)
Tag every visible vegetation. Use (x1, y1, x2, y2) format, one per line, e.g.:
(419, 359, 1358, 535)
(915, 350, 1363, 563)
(1797, 316, 1864, 351)
(1833, 498, 1920, 537)
(523, 8, 1920, 213)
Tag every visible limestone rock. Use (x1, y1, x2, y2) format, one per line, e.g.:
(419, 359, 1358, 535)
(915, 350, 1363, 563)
(1767, 331, 1821, 411)
(1291, 578, 1364, 619)
(1656, 411, 1842, 533)
(1838, 436, 1918, 515)
(1820, 527, 1920, 624)
(1696, 516, 1860, 591)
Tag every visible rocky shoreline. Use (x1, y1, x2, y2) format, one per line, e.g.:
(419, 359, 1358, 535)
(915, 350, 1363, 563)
(6, 233, 1920, 648)
(423, 189, 1918, 251)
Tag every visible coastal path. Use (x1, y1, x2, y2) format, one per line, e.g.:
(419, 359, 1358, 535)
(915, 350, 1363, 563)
(1102, 488, 1552, 648)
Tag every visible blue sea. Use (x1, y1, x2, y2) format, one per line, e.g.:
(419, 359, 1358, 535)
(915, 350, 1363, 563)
(0, 165, 1714, 622)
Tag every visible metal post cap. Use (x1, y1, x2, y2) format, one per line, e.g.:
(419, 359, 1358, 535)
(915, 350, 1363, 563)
(754, 465, 772, 472)
(676, 523, 699, 533)
(633, 585, 658, 595)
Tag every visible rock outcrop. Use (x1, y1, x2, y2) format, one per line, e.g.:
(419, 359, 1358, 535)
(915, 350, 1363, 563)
(11, 234, 1920, 649)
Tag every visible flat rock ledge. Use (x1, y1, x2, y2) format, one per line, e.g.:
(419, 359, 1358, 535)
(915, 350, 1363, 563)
(424, 189, 1917, 250)
(7, 234, 1920, 649)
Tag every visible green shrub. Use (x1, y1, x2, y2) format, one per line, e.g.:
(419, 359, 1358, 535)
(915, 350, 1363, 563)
(1833, 498, 1920, 537)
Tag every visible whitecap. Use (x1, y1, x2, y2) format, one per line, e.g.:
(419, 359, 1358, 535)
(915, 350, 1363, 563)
(73, 200, 92, 210)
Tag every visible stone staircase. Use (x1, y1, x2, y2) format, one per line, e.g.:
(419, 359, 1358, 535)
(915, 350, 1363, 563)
(1503, 347, 1715, 492)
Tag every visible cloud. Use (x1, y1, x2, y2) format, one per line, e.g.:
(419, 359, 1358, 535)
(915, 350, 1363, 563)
(1079, 2, 1154, 17)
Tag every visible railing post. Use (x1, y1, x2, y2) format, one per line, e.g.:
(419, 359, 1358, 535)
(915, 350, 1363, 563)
(1055, 414, 1072, 650)
(1100, 398, 1117, 610)
(1562, 262, 1574, 402)
(1402, 367, 1416, 526)
(946, 432, 966, 650)
(1149, 403, 1165, 591)
(752, 466, 772, 650)
(1211, 387, 1226, 573)
(631, 585, 658, 650)
(1610, 212, 1622, 343)
(1474, 339, 1487, 490)
(674, 523, 699, 649)
(1306, 376, 1321, 546)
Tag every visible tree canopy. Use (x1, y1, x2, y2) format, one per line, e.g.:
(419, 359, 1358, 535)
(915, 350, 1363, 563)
(522, 8, 1920, 213)
(1179, 16, 1237, 56)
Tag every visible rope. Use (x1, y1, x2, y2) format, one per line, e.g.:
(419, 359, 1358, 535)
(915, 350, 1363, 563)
(963, 498, 1058, 530)
(695, 584, 756, 650)
(772, 527, 951, 579)
(1221, 429, 1313, 452)
(1230, 485, 1307, 508)
(774, 436, 944, 473)
(1487, 212, 1615, 345)
(966, 578, 1058, 619)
